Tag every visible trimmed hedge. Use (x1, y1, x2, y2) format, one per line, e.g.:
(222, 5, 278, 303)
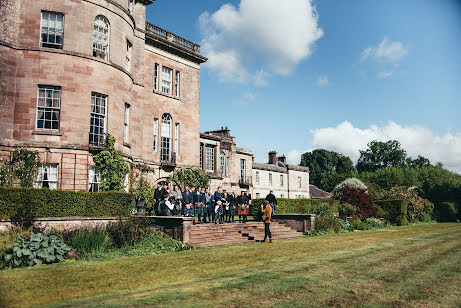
(433, 202, 459, 222)
(250, 198, 339, 220)
(374, 199, 408, 226)
(0, 187, 135, 219)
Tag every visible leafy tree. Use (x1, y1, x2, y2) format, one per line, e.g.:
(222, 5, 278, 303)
(0, 149, 41, 187)
(169, 168, 210, 189)
(93, 135, 130, 191)
(332, 177, 368, 199)
(340, 187, 376, 218)
(300, 149, 355, 188)
(356, 140, 407, 172)
(406, 155, 431, 168)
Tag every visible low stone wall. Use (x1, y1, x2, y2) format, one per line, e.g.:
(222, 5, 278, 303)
(0, 216, 195, 244)
(272, 214, 316, 233)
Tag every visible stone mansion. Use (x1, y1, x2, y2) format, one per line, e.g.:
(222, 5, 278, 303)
(0, 0, 310, 198)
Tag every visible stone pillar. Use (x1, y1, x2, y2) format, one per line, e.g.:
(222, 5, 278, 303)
(182, 218, 193, 244)
(305, 214, 316, 231)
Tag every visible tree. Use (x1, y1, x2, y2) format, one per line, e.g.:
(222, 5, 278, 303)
(356, 140, 407, 173)
(300, 149, 355, 189)
(0, 149, 42, 187)
(406, 155, 431, 168)
(169, 168, 210, 189)
(93, 135, 130, 191)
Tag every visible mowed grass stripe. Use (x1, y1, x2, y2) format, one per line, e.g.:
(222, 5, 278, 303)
(0, 223, 459, 307)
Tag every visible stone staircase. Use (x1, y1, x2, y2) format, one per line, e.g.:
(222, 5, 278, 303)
(189, 221, 304, 247)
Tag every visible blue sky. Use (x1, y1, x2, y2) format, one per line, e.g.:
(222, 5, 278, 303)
(147, 0, 461, 172)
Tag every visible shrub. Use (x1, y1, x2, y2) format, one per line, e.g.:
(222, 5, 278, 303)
(315, 216, 341, 233)
(350, 218, 372, 230)
(2, 231, 71, 268)
(380, 186, 433, 222)
(333, 178, 368, 199)
(65, 227, 111, 255)
(0, 187, 135, 219)
(433, 202, 458, 222)
(339, 219, 354, 231)
(364, 217, 385, 229)
(250, 198, 338, 220)
(340, 187, 376, 218)
(106, 217, 151, 248)
(0, 226, 32, 269)
(338, 203, 357, 218)
(375, 199, 408, 225)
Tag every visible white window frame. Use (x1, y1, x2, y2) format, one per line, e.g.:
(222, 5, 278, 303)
(36, 85, 61, 131)
(89, 92, 107, 146)
(298, 176, 302, 188)
(240, 159, 246, 180)
(88, 166, 102, 192)
(255, 171, 259, 184)
(124, 103, 130, 144)
(175, 123, 180, 155)
(269, 173, 272, 186)
(153, 118, 159, 152)
(280, 174, 284, 187)
(226, 157, 230, 177)
(175, 71, 180, 97)
(161, 113, 172, 161)
(220, 152, 225, 176)
(280, 194, 284, 198)
(126, 40, 132, 72)
(40, 11, 64, 49)
(255, 193, 260, 198)
(93, 15, 110, 60)
(34, 164, 59, 189)
(161, 66, 172, 94)
(205, 146, 214, 172)
(154, 63, 159, 91)
(200, 143, 204, 169)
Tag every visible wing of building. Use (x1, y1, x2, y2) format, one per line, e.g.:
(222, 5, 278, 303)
(0, 0, 206, 191)
(200, 128, 310, 198)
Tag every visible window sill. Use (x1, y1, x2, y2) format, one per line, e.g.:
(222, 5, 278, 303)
(32, 130, 62, 136)
(153, 90, 181, 101)
(123, 142, 131, 148)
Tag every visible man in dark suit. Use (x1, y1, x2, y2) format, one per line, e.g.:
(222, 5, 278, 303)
(182, 186, 193, 217)
(265, 190, 278, 214)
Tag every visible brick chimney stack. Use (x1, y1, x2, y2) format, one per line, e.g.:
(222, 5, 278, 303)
(268, 151, 278, 165)
(278, 155, 286, 164)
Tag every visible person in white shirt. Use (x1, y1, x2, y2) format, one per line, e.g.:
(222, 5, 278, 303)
(161, 192, 174, 216)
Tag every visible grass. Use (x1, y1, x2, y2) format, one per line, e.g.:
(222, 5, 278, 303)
(1, 223, 460, 307)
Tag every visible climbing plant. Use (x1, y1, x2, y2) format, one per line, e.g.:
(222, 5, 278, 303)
(93, 135, 130, 191)
(169, 168, 210, 189)
(0, 149, 42, 187)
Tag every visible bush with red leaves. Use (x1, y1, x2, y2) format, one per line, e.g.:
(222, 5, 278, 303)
(340, 186, 376, 218)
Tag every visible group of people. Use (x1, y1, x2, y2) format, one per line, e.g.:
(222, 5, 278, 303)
(153, 183, 252, 224)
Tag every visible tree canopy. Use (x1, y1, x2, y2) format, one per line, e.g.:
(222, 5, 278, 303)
(356, 140, 408, 172)
(300, 149, 355, 188)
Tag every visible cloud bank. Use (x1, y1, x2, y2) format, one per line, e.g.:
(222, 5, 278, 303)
(199, 0, 323, 85)
(287, 121, 461, 173)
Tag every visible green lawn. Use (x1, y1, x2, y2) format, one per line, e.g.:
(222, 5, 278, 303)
(1, 223, 460, 307)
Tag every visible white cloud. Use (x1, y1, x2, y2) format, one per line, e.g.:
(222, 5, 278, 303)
(361, 37, 408, 63)
(199, 0, 323, 85)
(316, 75, 329, 87)
(377, 70, 394, 79)
(306, 121, 461, 173)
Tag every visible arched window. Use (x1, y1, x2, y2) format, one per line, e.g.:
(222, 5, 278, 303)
(161, 113, 172, 161)
(93, 16, 110, 60)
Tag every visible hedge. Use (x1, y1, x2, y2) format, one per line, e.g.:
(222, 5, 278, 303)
(250, 198, 339, 220)
(433, 202, 459, 222)
(0, 187, 136, 219)
(374, 199, 408, 226)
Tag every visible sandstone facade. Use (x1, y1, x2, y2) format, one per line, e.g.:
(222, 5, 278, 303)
(0, 0, 206, 190)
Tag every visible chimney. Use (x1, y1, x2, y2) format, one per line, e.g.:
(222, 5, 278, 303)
(268, 151, 278, 165)
(278, 155, 286, 164)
